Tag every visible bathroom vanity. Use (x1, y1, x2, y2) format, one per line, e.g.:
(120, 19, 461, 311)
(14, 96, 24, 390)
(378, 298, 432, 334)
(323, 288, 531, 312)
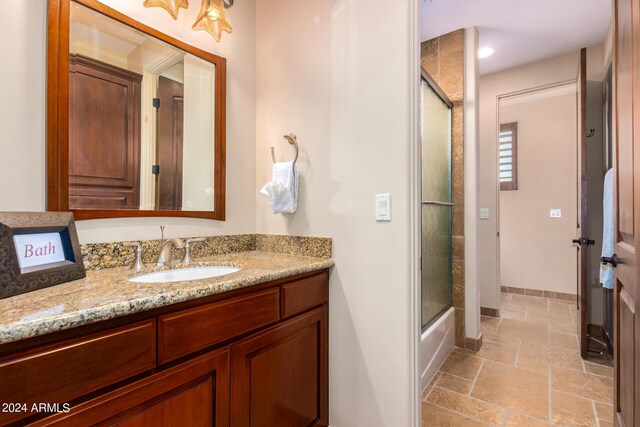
(21, 0, 334, 423)
(0, 251, 331, 426)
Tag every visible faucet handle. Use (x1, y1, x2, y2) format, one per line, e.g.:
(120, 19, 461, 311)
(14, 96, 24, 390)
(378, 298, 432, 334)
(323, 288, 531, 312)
(186, 237, 206, 244)
(123, 242, 146, 271)
(182, 238, 206, 264)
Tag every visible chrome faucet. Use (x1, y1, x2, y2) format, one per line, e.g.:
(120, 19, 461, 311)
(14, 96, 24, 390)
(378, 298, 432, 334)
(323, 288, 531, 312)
(156, 238, 185, 266)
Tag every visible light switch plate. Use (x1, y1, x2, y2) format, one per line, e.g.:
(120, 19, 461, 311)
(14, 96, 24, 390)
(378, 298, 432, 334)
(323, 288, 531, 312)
(480, 208, 490, 220)
(550, 209, 562, 218)
(376, 194, 391, 221)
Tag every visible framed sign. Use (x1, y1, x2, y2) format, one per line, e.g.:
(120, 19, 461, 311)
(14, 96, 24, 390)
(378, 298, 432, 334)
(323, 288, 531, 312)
(0, 212, 85, 299)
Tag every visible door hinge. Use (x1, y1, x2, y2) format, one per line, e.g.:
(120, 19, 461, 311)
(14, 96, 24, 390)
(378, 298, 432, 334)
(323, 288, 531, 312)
(152, 98, 160, 108)
(151, 165, 160, 175)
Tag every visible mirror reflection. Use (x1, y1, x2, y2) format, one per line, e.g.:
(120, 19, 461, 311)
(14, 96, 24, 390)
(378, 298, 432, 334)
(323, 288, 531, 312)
(69, 3, 216, 211)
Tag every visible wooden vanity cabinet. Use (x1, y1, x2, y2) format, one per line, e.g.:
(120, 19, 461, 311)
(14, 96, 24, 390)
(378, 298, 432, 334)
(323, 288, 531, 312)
(29, 347, 230, 427)
(231, 307, 328, 427)
(0, 270, 329, 427)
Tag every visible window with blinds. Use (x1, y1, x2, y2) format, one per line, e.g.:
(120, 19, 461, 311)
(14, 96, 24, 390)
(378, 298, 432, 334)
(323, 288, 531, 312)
(499, 122, 518, 191)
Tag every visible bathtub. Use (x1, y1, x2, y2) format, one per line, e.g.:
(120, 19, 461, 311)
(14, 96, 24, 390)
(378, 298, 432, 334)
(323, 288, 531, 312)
(419, 307, 455, 392)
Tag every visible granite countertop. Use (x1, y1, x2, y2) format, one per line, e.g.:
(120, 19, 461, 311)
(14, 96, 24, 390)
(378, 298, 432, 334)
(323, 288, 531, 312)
(0, 251, 334, 345)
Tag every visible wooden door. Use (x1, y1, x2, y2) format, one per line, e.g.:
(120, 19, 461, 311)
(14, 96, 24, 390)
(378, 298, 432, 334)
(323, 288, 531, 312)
(230, 307, 328, 427)
(576, 47, 590, 357)
(28, 348, 229, 427)
(69, 54, 142, 209)
(157, 76, 184, 210)
(614, 0, 640, 425)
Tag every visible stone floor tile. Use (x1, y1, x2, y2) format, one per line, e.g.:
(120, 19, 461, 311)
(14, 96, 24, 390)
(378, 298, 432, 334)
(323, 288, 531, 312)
(439, 351, 483, 381)
(584, 361, 614, 378)
(594, 401, 614, 422)
(551, 390, 597, 426)
(551, 366, 614, 404)
(422, 372, 442, 401)
(436, 372, 474, 395)
(500, 304, 528, 321)
(505, 411, 550, 426)
(473, 339, 519, 366)
(422, 402, 487, 426)
(527, 306, 573, 325)
(509, 294, 549, 309)
(427, 387, 505, 425)
(516, 341, 583, 373)
(482, 332, 520, 348)
(549, 332, 579, 351)
(471, 360, 549, 420)
(496, 318, 549, 346)
(481, 315, 501, 335)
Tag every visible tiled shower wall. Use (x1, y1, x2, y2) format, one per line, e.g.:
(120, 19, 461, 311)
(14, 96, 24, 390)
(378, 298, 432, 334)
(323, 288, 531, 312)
(421, 29, 468, 348)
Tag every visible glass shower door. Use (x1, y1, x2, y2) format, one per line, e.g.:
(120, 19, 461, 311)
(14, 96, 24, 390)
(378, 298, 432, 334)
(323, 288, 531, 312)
(420, 76, 453, 330)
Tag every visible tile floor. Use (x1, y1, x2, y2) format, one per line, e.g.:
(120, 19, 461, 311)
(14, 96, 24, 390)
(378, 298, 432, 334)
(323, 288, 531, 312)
(422, 293, 614, 426)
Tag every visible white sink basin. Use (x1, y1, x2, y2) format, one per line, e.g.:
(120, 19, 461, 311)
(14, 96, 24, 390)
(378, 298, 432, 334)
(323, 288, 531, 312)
(129, 266, 241, 283)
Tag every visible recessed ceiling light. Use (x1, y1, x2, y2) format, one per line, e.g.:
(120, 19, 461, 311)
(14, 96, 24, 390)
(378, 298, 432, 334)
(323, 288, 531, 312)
(478, 47, 495, 59)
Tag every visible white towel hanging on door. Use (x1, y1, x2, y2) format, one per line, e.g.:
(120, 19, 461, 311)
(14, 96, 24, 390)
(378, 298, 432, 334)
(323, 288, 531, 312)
(600, 168, 614, 289)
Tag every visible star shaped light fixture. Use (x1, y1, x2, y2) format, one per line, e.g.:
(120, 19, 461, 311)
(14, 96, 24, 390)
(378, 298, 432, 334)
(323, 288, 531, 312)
(143, 0, 189, 20)
(192, 0, 233, 42)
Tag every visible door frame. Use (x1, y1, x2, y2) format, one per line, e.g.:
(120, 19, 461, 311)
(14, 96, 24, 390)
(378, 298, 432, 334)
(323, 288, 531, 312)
(494, 80, 578, 313)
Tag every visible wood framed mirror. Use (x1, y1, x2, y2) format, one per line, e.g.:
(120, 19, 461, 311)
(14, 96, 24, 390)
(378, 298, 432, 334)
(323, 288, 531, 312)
(47, 0, 226, 220)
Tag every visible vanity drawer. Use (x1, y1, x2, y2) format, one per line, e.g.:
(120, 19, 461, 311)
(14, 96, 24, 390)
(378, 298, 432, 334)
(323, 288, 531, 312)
(0, 320, 156, 425)
(281, 272, 328, 318)
(158, 288, 280, 364)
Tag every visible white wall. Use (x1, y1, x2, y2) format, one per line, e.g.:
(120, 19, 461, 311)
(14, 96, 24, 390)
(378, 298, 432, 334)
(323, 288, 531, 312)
(255, 0, 417, 425)
(0, 0, 256, 243)
(499, 92, 578, 294)
(0, 0, 47, 213)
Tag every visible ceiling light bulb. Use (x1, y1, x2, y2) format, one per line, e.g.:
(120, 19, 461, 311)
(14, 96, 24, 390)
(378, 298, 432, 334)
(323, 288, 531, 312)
(478, 47, 495, 59)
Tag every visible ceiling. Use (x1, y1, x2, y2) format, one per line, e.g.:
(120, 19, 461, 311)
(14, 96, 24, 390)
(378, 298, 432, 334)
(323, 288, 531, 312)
(420, 0, 612, 75)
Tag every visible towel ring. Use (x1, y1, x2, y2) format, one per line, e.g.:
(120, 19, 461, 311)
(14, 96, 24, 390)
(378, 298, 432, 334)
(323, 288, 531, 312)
(271, 133, 299, 164)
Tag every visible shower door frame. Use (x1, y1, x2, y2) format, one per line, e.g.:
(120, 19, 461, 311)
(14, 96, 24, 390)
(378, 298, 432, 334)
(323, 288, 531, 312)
(420, 71, 454, 331)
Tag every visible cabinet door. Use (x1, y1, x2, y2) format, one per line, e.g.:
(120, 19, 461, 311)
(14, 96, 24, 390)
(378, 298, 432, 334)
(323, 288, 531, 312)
(69, 54, 142, 210)
(29, 348, 229, 427)
(230, 307, 328, 427)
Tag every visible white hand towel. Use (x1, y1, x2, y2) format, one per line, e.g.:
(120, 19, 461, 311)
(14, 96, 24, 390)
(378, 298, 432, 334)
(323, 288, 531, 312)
(260, 161, 298, 213)
(600, 168, 614, 289)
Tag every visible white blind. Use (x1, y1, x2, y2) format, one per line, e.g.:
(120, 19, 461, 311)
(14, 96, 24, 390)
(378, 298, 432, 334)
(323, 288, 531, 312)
(499, 130, 513, 182)
(499, 122, 517, 190)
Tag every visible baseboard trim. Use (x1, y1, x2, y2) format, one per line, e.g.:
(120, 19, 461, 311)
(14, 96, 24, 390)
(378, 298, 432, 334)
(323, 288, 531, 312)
(464, 334, 483, 351)
(480, 307, 500, 317)
(501, 286, 576, 302)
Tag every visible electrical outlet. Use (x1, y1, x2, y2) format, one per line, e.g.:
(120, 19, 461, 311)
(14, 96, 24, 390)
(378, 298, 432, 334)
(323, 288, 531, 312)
(550, 209, 562, 218)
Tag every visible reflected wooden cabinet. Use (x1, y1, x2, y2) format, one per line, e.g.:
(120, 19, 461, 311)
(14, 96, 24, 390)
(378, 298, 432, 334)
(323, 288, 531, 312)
(0, 271, 329, 427)
(69, 54, 142, 210)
